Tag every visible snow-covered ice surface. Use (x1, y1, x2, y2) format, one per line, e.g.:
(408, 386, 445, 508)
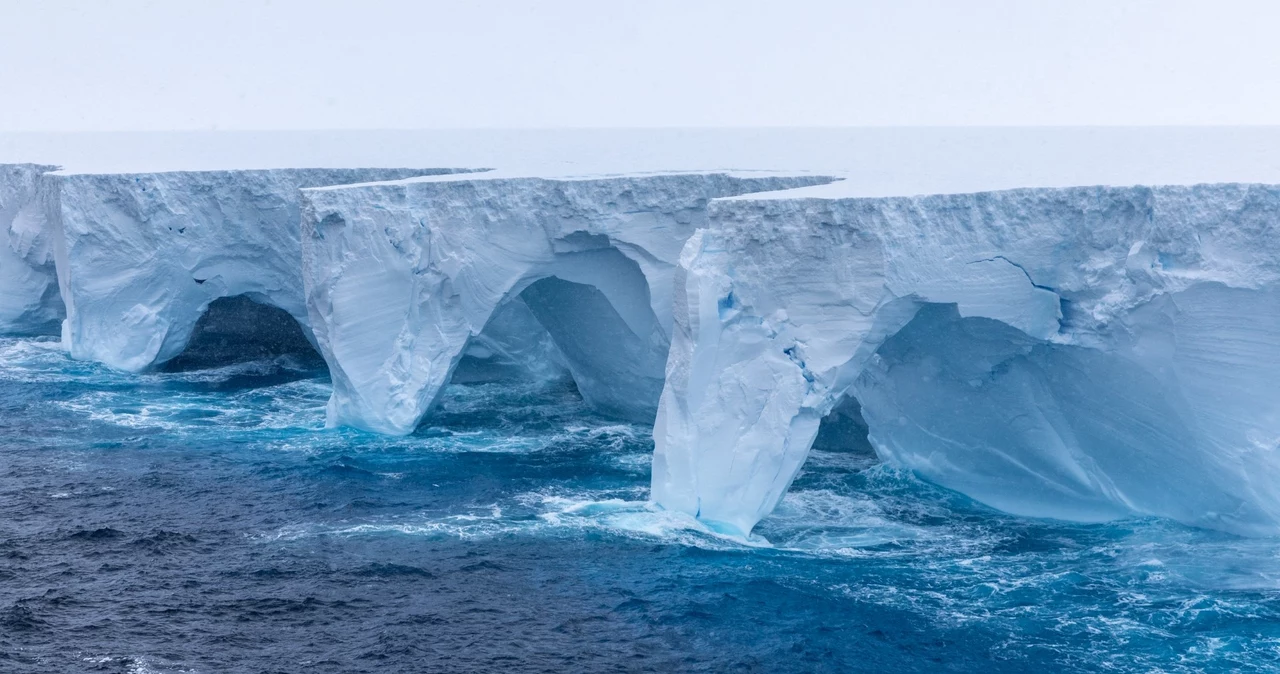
(5, 127, 1280, 192)
(653, 184, 1280, 537)
(301, 171, 835, 434)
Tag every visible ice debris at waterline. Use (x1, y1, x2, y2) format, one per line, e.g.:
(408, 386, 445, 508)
(1, 149, 1278, 541)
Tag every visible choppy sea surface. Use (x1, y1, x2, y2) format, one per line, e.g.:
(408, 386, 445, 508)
(3, 336, 1280, 673)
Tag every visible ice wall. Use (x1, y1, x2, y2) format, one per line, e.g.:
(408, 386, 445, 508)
(48, 168, 466, 372)
(300, 172, 836, 435)
(653, 184, 1280, 537)
(10, 137, 1278, 538)
(0, 163, 61, 335)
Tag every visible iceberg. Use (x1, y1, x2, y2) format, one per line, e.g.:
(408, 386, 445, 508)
(46, 168, 466, 372)
(300, 172, 836, 435)
(6, 129, 1280, 537)
(0, 163, 61, 335)
(652, 183, 1280, 537)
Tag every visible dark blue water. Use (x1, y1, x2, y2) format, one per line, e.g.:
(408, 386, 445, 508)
(3, 337, 1280, 673)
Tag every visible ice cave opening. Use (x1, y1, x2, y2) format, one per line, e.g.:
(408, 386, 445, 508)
(812, 396, 876, 456)
(449, 297, 569, 386)
(780, 300, 1193, 530)
(515, 274, 667, 423)
(823, 293, 1280, 533)
(161, 295, 325, 373)
(443, 247, 670, 426)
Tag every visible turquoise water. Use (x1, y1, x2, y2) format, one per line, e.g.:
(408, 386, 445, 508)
(2, 336, 1279, 672)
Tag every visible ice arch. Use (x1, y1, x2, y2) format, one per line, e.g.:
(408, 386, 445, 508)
(652, 184, 1280, 537)
(300, 172, 835, 435)
(46, 167, 469, 372)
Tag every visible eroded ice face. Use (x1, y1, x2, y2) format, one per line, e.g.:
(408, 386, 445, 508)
(299, 171, 836, 436)
(654, 183, 1280, 537)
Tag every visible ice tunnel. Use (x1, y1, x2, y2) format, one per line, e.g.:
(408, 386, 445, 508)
(300, 171, 837, 435)
(652, 183, 1280, 537)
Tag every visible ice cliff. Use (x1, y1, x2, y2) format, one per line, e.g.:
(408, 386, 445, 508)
(0, 163, 61, 335)
(299, 172, 835, 435)
(46, 168, 466, 371)
(5, 137, 1280, 539)
(651, 184, 1280, 537)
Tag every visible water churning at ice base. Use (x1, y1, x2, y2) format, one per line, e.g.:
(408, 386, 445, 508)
(3, 334, 1280, 672)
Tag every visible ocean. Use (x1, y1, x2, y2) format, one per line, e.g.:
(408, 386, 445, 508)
(2, 336, 1279, 672)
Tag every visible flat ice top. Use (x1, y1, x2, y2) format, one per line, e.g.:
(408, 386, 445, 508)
(300, 167, 828, 193)
(3, 127, 1280, 198)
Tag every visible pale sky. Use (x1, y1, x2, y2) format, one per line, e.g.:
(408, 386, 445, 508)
(1, 0, 1278, 132)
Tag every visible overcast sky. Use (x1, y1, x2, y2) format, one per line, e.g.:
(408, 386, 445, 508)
(1, 0, 1277, 132)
